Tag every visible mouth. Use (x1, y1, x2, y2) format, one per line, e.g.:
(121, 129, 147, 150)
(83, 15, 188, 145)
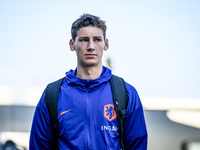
(85, 54, 97, 58)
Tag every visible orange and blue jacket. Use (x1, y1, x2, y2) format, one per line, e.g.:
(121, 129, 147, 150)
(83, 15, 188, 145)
(29, 66, 148, 150)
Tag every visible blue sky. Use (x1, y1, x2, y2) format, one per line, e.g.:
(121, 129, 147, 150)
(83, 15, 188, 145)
(0, 0, 200, 105)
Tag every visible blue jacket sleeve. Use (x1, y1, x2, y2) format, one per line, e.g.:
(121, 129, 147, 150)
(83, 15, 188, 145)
(124, 83, 148, 150)
(29, 91, 54, 150)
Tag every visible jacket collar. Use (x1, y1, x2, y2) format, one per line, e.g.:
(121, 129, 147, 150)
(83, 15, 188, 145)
(66, 66, 112, 89)
(66, 66, 112, 90)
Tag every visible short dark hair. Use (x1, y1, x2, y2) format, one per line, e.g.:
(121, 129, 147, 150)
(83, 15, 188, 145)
(71, 14, 107, 40)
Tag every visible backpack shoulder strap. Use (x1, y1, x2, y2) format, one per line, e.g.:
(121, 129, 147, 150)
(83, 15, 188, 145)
(45, 77, 65, 148)
(110, 75, 128, 150)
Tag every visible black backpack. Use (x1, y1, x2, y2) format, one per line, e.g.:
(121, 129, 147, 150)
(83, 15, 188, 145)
(45, 75, 128, 150)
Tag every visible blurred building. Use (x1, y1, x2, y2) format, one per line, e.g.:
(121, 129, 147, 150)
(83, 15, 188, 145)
(0, 104, 200, 150)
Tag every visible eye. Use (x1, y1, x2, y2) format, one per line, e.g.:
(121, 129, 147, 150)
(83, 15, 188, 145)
(94, 38, 102, 42)
(79, 38, 88, 42)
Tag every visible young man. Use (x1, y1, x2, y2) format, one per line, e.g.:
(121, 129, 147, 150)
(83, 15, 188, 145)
(29, 14, 148, 150)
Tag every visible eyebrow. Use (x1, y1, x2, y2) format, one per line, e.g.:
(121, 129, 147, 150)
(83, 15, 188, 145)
(93, 36, 103, 39)
(79, 36, 103, 38)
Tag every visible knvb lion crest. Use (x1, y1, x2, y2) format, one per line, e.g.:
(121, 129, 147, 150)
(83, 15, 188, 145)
(104, 104, 117, 121)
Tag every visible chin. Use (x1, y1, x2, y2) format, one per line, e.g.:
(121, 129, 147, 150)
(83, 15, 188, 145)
(82, 61, 99, 67)
(82, 62, 100, 68)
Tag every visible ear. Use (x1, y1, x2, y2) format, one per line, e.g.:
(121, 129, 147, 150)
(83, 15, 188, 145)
(104, 38, 109, 51)
(69, 39, 75, 51)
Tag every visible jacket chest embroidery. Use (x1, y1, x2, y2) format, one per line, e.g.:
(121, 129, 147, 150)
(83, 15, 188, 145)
(104, 104, 117, 121)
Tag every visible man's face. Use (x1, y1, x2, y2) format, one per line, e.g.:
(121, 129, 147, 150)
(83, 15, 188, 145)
(69, 26, 109, 68)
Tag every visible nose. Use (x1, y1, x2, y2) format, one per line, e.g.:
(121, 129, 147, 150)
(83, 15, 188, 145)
(87, 40, 95, 51)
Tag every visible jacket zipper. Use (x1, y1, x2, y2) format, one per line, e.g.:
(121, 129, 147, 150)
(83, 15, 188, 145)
(86, 87, 90, 149)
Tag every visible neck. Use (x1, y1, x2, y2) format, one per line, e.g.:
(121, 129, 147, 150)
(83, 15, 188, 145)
(76, 65, 103, 80)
